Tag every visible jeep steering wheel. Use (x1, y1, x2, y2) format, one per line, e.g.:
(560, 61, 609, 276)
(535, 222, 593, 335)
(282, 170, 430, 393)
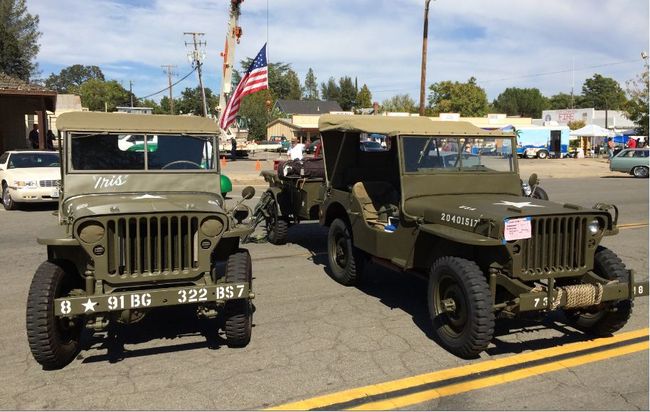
(161, 160, 201, 170)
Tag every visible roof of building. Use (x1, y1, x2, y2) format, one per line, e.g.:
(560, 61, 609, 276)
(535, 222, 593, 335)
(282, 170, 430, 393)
(0, 72, 57, 111)
(0, 72, 53, 93)
(56, 111, 220, 134)
(318, 115, 511, 137)
(266, 118, 300, 129)
(275, 99, 342, 115)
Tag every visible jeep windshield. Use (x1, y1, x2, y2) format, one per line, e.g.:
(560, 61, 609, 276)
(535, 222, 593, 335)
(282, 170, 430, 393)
(402, 136, 515, 173)
(69, 133, 216, 171)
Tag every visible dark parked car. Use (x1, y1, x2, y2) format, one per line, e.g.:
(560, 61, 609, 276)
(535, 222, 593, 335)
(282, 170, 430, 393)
(305, 139, 321, 154)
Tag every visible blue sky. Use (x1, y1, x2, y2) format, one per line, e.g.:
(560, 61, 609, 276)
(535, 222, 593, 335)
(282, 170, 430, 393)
(31, 0, 649, 105)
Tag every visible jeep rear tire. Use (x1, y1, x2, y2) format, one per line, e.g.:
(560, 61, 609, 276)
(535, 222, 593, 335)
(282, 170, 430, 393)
(223, 249, 253, 347)
(428, 256, 494, 359)
(565, 246, 632, 336)
(632, 166, 648, 178)
(266, 197, 289, 245)
(327, 218, 367, 286)
(26, 261, 82, 369)
(537, 150, 548, 159)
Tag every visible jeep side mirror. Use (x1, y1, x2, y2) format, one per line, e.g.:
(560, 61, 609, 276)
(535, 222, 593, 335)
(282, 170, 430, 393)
(241, 186, 255, 200)
(528, 173, 539, 187)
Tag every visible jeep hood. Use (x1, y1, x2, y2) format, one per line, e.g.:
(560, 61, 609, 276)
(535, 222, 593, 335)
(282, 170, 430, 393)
(405, 194, 601, 232)
(63, 192, 224, 220)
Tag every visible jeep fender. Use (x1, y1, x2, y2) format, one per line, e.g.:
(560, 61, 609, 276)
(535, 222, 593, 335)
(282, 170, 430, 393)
(419, 224, 502, 246)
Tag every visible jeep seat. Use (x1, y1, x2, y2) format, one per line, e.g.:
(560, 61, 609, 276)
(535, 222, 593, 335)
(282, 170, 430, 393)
(351, 182, 399, 228)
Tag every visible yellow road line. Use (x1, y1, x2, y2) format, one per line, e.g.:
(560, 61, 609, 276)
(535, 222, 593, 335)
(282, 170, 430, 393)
(268, 328, 648, 410)
(354, 341, 648, 410)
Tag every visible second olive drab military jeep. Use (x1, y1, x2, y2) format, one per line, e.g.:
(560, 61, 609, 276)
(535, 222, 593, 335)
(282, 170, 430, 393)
(318, 115, 648, 359)
(26, 112, 256, 369)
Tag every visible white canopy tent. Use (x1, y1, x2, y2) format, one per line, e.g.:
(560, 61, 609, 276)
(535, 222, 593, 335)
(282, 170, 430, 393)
(569, 124, 615, 158)
(569, 124, 615, 137)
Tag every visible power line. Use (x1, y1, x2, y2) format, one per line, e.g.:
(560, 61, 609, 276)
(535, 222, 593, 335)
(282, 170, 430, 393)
(478, 59, 639, 84)
(137, 67, 196, 100)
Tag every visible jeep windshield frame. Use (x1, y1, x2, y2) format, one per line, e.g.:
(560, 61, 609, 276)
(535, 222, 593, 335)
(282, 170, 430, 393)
(66, 132, 219, 174)
(400, 135, 517, 175)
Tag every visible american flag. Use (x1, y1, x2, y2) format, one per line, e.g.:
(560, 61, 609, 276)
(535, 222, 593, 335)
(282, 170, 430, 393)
(219, 43, 268, 130)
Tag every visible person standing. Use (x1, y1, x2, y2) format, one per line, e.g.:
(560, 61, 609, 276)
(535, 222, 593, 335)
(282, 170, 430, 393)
(607, 138, 615, 161)
(28, 124, 39, 149)
(46, 130, 55, 150)
(626, 137, 637, 149)
(230, 136, 237, 161)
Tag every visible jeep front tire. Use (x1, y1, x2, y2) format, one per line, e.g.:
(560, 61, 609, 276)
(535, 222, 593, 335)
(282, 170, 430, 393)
(26, 261, 83, 369)
(428, 256, 494, 358)
(565, 246, 632, 336)
(223, 249, 253, 347)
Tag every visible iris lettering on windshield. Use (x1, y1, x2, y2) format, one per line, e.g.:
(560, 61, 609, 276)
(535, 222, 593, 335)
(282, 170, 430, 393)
(440, 213, 480, 228)
(93, 175, 128, 190)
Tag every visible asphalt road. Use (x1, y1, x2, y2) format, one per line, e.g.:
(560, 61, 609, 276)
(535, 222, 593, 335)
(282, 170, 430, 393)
(0, 177, 647, 410)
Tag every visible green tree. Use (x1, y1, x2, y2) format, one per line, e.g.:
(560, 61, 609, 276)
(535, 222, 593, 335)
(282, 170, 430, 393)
(303, 67, 319, 100)
(493, 87, 548, 118)
(0, 0, 40, 81)
(381, 94, 417, 113)
(582, 73, 627, 110)
(78, 79, 131, 111)
(176, 86, 219, 116)
(44, 64, 105, 93)
(567, 120, 586, 130)
(286, 69, 302, 100)
(427, 77, 488, 116)
(338, 76, 357, 110)
(238, 89, 281, 141)
(139, 98, 165, 114)
(159, 95, 180, 115)
(548, 92, 578, 110)
(625, 62, 649, 136)
(321, 77, 340, 101)
(357, 84, 372, 108)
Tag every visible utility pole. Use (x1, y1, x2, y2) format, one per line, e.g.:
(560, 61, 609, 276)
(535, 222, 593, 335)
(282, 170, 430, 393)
(129, 80, 134, 107)
(184, 32, 208, 117)
(419, 0, 432, 116)
(161, 64, 177, 114)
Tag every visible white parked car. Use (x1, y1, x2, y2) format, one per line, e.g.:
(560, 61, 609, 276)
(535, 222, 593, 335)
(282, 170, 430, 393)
(0, 150, 61, 210)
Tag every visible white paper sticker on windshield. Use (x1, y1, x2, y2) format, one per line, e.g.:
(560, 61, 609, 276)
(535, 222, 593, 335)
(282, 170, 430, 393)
(504, 217, 532, 241)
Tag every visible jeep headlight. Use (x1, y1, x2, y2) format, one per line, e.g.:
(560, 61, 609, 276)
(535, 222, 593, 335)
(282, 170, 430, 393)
(200, 217, 224, 237)
(14, 180, 37, 188)
(588, 218, 604, 235)
(77, 221, 105, 243)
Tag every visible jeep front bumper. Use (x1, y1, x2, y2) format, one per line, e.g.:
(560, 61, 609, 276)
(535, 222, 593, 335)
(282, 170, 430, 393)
(518, 275, 648, 312)
(54, 282, 251, 317)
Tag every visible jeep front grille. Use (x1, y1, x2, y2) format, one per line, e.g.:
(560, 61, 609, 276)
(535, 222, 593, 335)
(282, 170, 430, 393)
(106, 215, 200, 276)
(519, 216, 588, 275)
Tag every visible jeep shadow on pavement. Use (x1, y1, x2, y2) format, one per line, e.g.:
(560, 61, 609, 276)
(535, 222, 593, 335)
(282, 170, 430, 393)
(316, 114, 649, 359)
(26, 112, 257, 369)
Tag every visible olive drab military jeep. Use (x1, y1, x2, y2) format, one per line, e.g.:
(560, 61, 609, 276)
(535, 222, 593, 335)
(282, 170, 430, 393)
(317, 115, 649, 359)
(26, 112, 256, 369)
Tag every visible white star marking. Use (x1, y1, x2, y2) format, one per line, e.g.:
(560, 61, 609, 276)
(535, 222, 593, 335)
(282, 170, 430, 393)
(493, 200, 545, 208)
(81, 298, 98, 312)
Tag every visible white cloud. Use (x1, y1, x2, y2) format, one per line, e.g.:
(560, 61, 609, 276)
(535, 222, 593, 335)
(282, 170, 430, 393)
(31, 0, 648, 103)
